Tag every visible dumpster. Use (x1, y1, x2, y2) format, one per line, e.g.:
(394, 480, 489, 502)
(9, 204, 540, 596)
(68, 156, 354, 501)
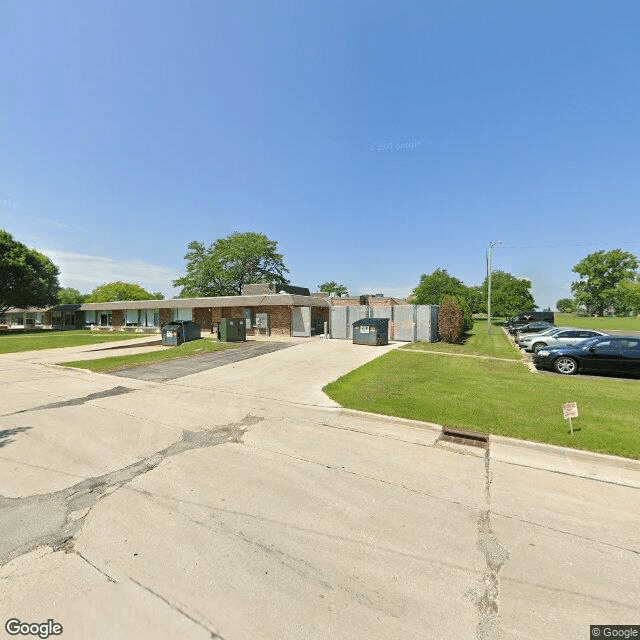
(352, 318, 389, 346)
(218, 318, 246, 342)
(162, 321, 201, 346)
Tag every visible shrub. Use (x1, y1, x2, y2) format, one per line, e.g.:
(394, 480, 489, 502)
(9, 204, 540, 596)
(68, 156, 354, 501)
(438, 296, 464, 343)
(452, 295, 474, 332)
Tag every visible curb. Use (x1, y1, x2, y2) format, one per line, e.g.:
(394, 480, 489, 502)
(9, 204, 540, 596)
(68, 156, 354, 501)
(337, 407, 640, 470)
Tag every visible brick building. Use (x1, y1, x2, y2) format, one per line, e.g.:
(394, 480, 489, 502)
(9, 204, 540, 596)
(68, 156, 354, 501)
(80, 288, 330, 338)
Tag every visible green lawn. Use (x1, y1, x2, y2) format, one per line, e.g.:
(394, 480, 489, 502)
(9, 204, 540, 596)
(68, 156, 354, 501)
(325, 328, 640, 459)
(61, 338, 240, 373)
(0, 330, 154, 354)
(554, 313, 640, 331)
(402, 321, 519, 359)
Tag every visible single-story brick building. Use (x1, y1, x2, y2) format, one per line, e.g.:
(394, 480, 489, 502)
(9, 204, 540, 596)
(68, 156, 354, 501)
(0, 305, 82, 330)
(80, 284, 330, 337)
(1, 285, 425, 340)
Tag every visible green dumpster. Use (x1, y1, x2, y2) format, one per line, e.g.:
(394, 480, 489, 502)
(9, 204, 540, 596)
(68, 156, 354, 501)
(218, 318, 246, 342)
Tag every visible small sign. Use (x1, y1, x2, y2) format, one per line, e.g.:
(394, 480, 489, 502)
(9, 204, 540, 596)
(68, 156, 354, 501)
(562, 402, 578, 435)
(360, 326, 370, 333)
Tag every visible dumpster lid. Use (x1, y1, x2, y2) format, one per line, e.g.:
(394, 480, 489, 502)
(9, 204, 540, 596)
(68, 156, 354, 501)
(352, 317, 389, 327)
(164, 321, 198, 329)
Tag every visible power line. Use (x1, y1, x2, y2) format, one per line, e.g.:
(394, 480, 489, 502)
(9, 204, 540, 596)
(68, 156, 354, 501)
(501, 241, 640, 249)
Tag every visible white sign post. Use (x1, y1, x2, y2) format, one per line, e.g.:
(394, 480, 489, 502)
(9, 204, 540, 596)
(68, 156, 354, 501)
(562, 402, 579, 435)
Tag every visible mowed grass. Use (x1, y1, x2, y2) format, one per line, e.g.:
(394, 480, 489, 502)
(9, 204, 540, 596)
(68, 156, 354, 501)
(325, 339, 640, 460)
(401, 321, 519, 359)
(61, 338, 241, 373)
(554, 313, 640, 332)
(0, 329, 153, 354)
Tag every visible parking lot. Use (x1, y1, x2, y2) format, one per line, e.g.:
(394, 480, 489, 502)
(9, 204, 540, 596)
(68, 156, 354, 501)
(1, 338, 639, 639)
(506, 327, 640, 381)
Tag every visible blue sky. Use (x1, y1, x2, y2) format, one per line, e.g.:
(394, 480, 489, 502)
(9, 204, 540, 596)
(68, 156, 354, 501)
(1, 1, 640, 308)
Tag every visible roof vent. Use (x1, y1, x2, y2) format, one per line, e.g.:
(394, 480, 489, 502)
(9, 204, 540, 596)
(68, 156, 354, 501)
(341, 293, 349, 298)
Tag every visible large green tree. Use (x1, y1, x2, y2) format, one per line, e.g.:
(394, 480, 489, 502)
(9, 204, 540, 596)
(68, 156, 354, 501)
(174, 232, 289, 297)
(482, 271, 536, 317)
(85, 282, 156, 303)
(611, 277, 640, 316)
(318, 281, 348, 296)
(0, 230, 60, 314)
(411, 268, 470, 305)
(57, 287, 88, 304)
(555, 298, 575, 313)
(571, 249, 639, 316)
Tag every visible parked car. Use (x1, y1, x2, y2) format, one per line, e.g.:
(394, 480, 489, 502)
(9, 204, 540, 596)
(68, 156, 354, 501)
(533, 336, 640, 375)
(508, 321, 554, 335)
(516, 326, 573, 347)
(525, 329, 609, 353)
(505, 310, 555, 326)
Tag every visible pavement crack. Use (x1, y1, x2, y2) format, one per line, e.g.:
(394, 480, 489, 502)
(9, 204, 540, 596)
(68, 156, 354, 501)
(491, 510, 640, 556)
(467, 449, 510, 640)
(130, 577, 227, 639)
(0, 414, 261, 570)
(6, 386, 136, 416)
(241, 442, 473, 511)
(56, 539, 118, 583)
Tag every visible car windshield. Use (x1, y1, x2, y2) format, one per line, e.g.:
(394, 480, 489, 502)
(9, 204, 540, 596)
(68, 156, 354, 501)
(538, 327, 566, 336)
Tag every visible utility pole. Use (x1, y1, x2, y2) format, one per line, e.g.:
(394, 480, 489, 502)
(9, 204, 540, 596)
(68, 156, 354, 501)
(487, 240, 502, 334)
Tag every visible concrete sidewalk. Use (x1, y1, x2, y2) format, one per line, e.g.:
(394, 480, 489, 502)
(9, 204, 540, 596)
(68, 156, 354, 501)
(1, 338, 639, 640)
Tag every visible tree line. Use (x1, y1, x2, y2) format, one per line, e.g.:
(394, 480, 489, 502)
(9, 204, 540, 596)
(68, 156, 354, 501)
(2, 227, 639, 318)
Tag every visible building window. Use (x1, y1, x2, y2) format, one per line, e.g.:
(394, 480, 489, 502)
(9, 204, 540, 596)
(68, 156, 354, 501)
(171, 308, 192, 322)
(11, 314, 24, 325)
(100, 312, 112, 326)
(35, 313, 45, 325)
(140, 309, 159, 327)
(84, 311, 97, 325)
(125, 309, 139, 326)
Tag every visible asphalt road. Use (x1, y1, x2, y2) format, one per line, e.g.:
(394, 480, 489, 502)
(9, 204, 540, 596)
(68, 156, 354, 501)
(113, 341, 295, 382)
(1, 338, 639, 640)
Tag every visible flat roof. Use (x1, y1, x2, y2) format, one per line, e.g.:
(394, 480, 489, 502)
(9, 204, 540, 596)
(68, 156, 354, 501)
(80, 293, 331, 311)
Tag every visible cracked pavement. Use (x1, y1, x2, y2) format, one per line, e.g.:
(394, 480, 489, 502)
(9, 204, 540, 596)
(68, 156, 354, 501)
(1, 338, 639, 639)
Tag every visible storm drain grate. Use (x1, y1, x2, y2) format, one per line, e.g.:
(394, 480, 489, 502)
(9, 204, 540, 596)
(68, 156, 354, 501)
(439, 427, 489, 449)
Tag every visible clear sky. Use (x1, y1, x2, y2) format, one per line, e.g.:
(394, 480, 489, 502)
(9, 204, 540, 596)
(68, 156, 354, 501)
(1, 1, 640, 308)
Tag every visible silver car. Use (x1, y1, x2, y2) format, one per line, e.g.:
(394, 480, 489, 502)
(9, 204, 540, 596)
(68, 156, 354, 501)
(516, 326, 572, 347)
(525, 329, 610, 353)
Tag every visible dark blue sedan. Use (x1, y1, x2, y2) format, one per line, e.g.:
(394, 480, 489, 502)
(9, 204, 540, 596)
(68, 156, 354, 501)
(533, 335, 640, 376)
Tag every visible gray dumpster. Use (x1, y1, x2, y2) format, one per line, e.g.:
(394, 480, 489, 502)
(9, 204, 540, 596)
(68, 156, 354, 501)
(162, 321, 201, 346)
(352, 318, 389, 346)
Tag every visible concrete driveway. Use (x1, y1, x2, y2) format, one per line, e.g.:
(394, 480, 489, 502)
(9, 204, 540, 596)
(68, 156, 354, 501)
(1, 338, 639, 640)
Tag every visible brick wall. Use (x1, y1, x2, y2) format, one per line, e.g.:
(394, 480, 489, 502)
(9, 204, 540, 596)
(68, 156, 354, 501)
(159, 308, 172, 327)
(259, 305, 291, 336)
(368, 298, 394, 307)
(329, 296, 366, 306)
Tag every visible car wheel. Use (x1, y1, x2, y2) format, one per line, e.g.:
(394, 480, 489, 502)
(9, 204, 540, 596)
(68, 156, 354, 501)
(532, 342, 546, 353)
(554, 356, 578, 375)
